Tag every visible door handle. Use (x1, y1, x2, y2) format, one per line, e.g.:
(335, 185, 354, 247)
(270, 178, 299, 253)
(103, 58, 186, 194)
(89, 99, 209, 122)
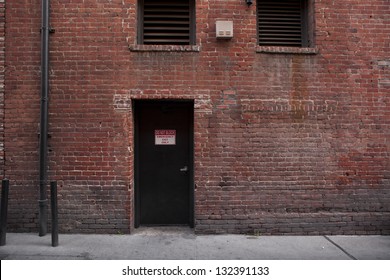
(180, 166, 188, 172)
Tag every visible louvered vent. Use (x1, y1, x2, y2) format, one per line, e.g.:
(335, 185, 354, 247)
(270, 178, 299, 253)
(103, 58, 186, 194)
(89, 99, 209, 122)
(142, 0, 193, 45)
(258, 0, 305, 47)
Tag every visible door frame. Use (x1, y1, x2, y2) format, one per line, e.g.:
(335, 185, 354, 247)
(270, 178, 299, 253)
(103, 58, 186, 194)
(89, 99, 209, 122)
(133, 99, 194, 228)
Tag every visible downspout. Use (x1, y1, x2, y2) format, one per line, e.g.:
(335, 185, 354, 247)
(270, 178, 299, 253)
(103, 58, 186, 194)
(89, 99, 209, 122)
(38, 0, 50, 236)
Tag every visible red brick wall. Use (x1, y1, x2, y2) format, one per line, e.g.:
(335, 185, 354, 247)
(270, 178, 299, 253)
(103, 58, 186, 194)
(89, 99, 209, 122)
(0, 0, 4, 179)
(4, 0, 390, 234)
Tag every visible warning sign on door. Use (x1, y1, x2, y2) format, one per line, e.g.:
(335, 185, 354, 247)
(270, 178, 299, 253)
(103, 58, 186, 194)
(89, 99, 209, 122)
(155, 130, 176, 145)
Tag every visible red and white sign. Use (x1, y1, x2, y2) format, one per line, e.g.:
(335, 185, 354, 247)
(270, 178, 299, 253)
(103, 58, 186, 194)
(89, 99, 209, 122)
(155, 130, 176, 145)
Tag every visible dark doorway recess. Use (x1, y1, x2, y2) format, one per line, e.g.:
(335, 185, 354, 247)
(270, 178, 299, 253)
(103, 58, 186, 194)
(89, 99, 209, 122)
(134, 100, 194, 227)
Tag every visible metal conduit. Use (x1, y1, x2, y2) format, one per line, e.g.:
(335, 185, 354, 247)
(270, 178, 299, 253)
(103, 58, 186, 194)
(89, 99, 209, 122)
(39, 0, 50, 237)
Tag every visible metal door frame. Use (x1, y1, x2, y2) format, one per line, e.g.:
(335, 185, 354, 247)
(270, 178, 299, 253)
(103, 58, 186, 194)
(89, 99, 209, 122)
(133, 99, 194, 228)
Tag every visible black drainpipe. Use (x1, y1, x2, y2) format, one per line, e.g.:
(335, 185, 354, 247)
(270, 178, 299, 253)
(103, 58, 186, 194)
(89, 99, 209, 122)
(38, 0, 50, 236)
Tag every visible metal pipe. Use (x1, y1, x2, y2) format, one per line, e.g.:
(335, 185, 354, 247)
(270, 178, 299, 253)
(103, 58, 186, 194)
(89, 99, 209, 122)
(39, 0, 50, 237)
(0, 179, 9, 246)
(50, 181, 58, 247)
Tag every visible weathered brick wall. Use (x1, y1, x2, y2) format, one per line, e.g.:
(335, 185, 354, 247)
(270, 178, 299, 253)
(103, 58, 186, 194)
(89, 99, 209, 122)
(0, 0, 4, 179)
(4, 0, 390, 234)
(5, 0, 40, 231)
(0, 0, 5, 182)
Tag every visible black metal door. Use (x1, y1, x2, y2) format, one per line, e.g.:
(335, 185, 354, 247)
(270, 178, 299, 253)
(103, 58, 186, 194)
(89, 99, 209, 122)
(135, 101, 193, 226)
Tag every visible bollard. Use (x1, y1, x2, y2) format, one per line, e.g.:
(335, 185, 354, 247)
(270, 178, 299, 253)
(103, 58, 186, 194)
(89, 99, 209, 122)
(0, 179, 10, 246)
(50, 181, 58, 247)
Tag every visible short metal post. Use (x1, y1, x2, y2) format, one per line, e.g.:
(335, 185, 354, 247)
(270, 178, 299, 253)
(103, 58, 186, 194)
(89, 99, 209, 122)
(50, 181, 58, 247)
(0, 179, 10, 246)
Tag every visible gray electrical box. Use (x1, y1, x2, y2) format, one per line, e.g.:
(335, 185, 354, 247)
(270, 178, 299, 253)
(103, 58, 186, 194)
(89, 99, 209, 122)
(216, 21, 233, 39)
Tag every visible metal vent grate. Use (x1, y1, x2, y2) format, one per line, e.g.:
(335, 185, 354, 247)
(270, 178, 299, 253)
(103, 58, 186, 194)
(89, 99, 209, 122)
(142, 0, 193, 45)
(257, 0, 304, 47)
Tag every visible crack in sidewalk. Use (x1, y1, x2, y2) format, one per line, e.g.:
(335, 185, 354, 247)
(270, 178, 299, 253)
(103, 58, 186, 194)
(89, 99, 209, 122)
(323, 236, 357, 260)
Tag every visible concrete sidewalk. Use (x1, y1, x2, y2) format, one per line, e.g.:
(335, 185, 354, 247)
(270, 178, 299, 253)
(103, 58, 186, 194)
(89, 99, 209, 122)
(0, 227, 389, 260)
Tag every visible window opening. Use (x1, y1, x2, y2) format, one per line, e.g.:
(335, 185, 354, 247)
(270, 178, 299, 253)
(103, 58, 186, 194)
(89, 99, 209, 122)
(257, 0, 309, 47)
(139, 0, 195, 45)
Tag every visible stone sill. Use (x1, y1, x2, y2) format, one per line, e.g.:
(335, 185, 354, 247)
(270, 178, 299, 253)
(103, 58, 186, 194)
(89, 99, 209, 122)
(129, 45, 201, 52)
(256, 46, 319, 55)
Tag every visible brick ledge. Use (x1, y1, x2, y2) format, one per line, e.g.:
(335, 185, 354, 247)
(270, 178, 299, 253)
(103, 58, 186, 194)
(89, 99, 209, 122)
(256, 46, 319, 55)
(129, 45, 201, 52)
